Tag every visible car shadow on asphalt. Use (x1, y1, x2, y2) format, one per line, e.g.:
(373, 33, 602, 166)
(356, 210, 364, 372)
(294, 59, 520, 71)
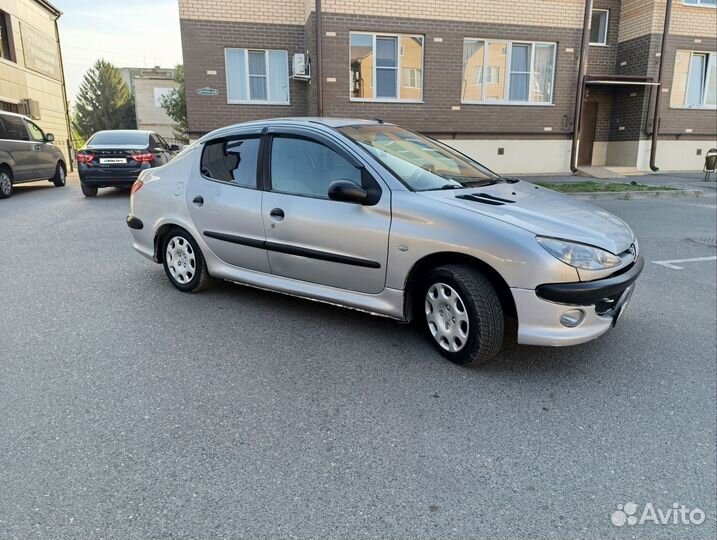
(201, 277, 600, 378)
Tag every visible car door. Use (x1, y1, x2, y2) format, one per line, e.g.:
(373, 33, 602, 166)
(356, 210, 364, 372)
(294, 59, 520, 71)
(0, 114, 35, 181)
(186, 131, 270, 273)
(24, 119, 56, 179)
(261, 129, 390, 295)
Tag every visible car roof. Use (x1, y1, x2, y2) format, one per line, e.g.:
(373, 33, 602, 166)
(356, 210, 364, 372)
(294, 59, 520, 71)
(200, 117, 392, 142)
(0, 111, 31, 121)
(92, 130, 153, 135)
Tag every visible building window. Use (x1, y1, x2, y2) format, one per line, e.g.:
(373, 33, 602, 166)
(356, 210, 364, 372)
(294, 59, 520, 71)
(671, 50, 717, 109)
(461, 39, 556, 105)
(225, 48, 290, 105)
(153, 87, 174, 107)
(1, 10, 14, 62)
(589, 9, 609, 46)
(682, 0, 716, 7)
(350, 32, 424, 101)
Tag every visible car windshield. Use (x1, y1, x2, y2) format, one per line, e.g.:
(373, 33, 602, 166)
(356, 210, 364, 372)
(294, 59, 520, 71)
(88, 131, 149, 145)
(338, 124, 500, 191)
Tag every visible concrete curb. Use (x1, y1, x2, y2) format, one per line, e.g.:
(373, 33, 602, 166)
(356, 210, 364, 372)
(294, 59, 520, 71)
(560, 189, 704, 201)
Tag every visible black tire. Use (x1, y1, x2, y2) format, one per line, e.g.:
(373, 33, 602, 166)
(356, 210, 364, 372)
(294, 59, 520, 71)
(161, 228, 212, 293)
(420, 264, 504, 366)
(81, 181, 98, 197)
(0, 166, 12, 199)
(52, 162, 66, 187)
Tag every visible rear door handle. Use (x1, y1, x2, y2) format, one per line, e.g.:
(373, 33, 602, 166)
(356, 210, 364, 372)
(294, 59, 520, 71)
(269, 208, 285, 221)
(192, 196, 204, 207)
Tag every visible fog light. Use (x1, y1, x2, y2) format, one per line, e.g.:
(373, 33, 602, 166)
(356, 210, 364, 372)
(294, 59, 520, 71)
(560, 309, 585, 328)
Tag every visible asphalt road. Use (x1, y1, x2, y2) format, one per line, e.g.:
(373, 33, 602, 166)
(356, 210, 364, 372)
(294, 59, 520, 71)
(1, 176, 715, 540)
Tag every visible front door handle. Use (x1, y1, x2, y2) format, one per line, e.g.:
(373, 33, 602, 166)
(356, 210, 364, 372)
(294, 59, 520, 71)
(269, 208, 285, 221)
(33, 144, 42, 151)
(192, 195, 204, 207)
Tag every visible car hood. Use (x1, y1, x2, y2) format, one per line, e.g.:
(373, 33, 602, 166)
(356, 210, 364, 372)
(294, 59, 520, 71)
(419, 181, 635, 254)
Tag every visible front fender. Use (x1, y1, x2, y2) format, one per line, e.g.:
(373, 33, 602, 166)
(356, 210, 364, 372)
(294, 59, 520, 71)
(386, 192, 579, 290)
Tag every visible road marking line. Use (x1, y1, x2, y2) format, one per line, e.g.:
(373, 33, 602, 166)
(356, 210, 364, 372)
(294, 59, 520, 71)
(652, 256, 717, 270)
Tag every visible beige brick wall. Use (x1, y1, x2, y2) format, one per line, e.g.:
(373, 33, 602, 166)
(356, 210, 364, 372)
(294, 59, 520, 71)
(671, 0, 717, 37)
(178, 0, 305, 24)
(619, 0, 717, 42)
(321, 0, 584, 27)
(618, 0, 663, 42)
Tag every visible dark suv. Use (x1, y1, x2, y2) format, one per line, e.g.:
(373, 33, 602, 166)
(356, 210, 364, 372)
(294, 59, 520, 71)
(76, 130, 178, 197)
(0, 111, 67, 199)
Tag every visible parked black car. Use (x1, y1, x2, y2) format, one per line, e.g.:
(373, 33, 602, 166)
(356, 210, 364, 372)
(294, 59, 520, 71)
(76, 130, 179, 197)
(0, 111, 67, 199)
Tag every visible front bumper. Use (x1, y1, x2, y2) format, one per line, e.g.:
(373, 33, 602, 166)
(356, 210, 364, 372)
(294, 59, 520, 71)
(512, 256, 644, 347)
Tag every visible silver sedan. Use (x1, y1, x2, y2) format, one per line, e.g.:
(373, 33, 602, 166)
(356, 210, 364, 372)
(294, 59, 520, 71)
(127, 118, 643, 365)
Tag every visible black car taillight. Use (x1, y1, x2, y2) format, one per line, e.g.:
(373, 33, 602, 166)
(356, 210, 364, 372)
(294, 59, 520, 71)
(76, 152, 94, 163)
(133, 152, 153, 163)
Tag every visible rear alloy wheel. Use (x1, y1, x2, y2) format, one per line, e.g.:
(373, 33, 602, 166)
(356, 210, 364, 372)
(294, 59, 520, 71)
(81, 182, 98, 197)
(52, 163, 66, 187)
(422, 265, 504, 366)
(162, 230, 211, 292)
(0, 168, 12, 199)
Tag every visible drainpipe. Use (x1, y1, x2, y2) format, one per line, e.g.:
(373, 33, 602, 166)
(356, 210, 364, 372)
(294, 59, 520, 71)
(54, 15, 74, 172)
(316, 0, 324, 117)
(570, 0, 593, 173)
(649, 0, 673, 172)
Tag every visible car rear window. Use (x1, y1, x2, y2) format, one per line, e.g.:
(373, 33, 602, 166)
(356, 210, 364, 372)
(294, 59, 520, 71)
(89, 131, 149, 145)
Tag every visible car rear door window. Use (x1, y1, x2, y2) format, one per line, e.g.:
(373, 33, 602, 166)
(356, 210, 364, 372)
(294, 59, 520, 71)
(2, 114, 29, 141)
(0, 117, 8, 139)
(200, 137, 260, 189)
(270, 136, 361, 198)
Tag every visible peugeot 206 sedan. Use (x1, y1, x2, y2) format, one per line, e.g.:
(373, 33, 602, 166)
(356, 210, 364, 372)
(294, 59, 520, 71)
(127, 118, 643, 365)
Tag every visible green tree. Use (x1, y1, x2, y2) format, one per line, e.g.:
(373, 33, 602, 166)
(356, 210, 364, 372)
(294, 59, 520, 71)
(72, 59, 136, 140)
(160, 65, 188, 144)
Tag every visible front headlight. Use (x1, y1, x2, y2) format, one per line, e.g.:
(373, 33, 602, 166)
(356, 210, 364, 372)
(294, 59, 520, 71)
(536, 236, 622, 271)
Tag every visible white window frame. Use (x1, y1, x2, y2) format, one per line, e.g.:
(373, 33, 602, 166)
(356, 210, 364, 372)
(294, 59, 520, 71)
(589, 9, 610, 46)
(461, 38, 557, 106)
(682, 0, 716, 8)
(225, 48, 290, 106)
(671, 49, 717, 110)
(349, 31, 424, 103)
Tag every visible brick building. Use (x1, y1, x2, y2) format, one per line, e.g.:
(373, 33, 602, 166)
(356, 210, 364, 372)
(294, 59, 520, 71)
(178, 0, 717, 173)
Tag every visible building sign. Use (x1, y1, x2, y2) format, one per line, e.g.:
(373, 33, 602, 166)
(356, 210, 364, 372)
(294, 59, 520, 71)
(196, 87, 219, 96)
(20, 22, 61, 81)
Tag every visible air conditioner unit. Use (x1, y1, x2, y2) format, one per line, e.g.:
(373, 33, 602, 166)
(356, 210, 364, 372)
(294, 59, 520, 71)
(292, 53, 311, 81)
(21, 99, 41, 120)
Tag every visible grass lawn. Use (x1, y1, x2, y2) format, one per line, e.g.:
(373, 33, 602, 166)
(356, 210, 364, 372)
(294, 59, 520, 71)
(535, 181, 679, 193)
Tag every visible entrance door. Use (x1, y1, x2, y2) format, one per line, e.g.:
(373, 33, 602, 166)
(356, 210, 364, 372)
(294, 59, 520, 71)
(578, 101, 598, 166)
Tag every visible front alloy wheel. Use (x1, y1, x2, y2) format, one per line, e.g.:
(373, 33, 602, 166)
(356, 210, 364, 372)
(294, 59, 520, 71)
(421, 265, 504, 366)
(425, 283, 470, 353)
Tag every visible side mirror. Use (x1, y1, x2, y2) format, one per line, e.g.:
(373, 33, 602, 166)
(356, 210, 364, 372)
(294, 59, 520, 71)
(169, 144, 180, 151)
(328, 179, 368, 204)
(45, 133, 55, 142)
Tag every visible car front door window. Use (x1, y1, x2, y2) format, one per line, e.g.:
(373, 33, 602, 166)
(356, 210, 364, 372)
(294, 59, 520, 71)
(25, 121, 44, 142)
(270, 136, 362, 198)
